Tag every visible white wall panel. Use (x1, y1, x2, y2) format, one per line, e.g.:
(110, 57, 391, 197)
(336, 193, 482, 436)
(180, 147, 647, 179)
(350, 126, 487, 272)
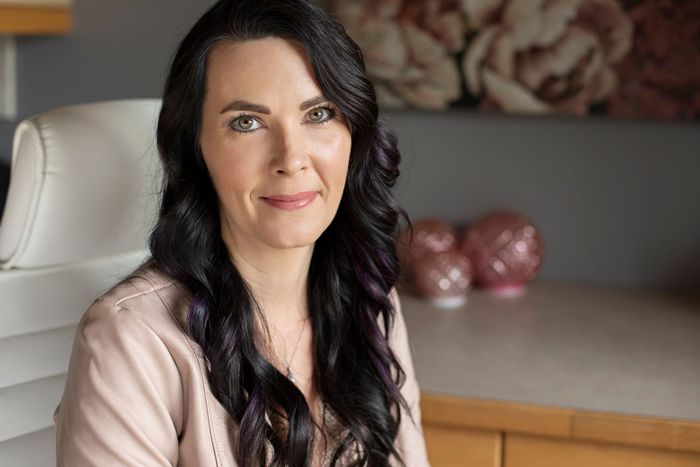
(0, 324, 75, 389)
(0, 374, 65, 442)
(0, 426, 55, 467)
(0, 250, 147, 339)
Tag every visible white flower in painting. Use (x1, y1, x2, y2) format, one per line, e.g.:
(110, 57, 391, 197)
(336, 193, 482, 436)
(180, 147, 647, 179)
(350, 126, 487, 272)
(333, 0, 465, 110)
(460, 0, 633, 114)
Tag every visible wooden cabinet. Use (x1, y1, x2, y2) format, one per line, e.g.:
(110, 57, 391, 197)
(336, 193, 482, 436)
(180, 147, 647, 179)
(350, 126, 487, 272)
(421, 393, 700, 467)
(504, 434, 700, 467)
(424, 424, 501, 467)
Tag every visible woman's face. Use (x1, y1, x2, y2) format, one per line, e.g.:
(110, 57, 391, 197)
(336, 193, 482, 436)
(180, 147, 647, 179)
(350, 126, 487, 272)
(200, 37, 352, 253)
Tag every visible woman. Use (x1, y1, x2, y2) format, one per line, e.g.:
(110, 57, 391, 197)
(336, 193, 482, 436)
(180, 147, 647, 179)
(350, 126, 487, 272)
(54, 1, 430, 466)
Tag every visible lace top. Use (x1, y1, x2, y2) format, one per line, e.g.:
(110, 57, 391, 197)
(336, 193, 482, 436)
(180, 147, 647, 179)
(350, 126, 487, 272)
(263, 398, 363, 466)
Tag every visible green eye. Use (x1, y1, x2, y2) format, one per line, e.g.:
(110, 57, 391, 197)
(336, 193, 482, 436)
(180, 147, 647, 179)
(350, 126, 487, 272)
(308, 106, 335, 123)
(309, 108, 326, 122)
(238, 117, 254, 129)
(232, 116, 257, 131)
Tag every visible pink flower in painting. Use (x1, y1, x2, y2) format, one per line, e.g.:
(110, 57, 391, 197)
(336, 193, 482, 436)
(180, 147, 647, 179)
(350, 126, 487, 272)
(461, 0, 633, 115)
(332, 0, 465, 109)
(607, 0, 700, 119)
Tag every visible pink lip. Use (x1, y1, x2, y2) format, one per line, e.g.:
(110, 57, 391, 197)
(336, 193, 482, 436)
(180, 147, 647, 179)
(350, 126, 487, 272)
(261, 191, 318, 210)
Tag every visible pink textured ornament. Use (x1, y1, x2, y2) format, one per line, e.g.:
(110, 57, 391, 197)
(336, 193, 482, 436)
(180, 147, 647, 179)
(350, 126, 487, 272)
(461, 210, 544, 297)
(413, 251, 473, 308)
(398, 218, 459, 265)
(397, 218, 459, 290)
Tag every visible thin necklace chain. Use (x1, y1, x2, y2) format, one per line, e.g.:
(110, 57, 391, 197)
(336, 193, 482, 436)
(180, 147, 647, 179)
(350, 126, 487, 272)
(270, 314, 308, 383)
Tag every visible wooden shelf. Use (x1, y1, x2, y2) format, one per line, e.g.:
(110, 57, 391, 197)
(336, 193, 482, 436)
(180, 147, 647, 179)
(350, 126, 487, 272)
(421, 392, 700, 454)
(0, 6, 71, 34)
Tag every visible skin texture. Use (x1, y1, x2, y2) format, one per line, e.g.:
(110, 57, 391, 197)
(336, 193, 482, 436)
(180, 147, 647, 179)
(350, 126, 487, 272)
(200, 38, 352, 256)
(198, 37, 352, 440)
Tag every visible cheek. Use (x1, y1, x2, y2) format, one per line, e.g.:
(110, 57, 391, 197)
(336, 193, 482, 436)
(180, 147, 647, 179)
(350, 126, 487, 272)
(316, 131, 351, 184)
(201, 140, 264, 202)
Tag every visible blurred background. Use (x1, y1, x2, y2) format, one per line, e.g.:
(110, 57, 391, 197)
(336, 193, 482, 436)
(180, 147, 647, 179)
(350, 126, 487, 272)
(0, 0, 698, 295)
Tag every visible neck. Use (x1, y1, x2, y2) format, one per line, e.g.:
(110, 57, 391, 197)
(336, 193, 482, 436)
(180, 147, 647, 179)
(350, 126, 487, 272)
(222, 227, 313, 326)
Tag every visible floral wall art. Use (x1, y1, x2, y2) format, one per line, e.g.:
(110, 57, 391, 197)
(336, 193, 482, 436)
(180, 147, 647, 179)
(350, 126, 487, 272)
(329, 0, 700, 120)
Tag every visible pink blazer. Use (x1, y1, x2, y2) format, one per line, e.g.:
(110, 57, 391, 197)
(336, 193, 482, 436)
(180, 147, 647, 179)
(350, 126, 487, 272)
(53, 265, 431, 466)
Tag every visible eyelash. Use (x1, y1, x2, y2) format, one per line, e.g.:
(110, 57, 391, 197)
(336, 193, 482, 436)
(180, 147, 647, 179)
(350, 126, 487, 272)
(228, 105, 338, 134)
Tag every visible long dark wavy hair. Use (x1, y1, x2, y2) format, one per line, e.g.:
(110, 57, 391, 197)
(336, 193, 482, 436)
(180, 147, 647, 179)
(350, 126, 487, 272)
(149, 1, 411, 465)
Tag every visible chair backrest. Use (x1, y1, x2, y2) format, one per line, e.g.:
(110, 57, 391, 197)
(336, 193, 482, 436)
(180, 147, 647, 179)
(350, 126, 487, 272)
(0, 99, 162, 467)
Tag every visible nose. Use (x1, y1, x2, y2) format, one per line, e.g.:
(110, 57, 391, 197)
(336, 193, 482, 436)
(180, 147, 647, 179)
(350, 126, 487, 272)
(271, 126, 309, 176)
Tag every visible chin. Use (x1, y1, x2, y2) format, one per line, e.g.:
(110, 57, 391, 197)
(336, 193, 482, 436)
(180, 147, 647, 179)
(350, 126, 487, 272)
(263, 226, 325, 250)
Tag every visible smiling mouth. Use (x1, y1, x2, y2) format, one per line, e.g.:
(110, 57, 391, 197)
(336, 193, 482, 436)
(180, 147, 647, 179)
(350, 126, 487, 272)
(261, 191, 318, 210)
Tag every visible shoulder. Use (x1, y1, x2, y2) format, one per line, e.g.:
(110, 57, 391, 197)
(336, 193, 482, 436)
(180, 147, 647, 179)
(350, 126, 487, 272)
(56, 266, 188, 462)
(77, 262, 192, 351)
(64, 263, 192, 419)
(386, 287, 405, 337)
(90, 262, 183, 313)
(379, 288, 412, 365)
(389, 287, 402, 316)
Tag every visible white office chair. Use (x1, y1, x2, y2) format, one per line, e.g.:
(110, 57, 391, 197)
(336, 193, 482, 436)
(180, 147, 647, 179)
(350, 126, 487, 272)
(0, 99, 162, 467)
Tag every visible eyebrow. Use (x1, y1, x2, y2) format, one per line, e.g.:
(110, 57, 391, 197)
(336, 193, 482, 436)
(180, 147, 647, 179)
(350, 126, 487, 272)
(219, 95, 329, 115)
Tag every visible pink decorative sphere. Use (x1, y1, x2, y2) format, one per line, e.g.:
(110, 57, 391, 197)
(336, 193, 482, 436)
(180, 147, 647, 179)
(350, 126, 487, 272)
(413, 250, 473, 308)
(399, 218, 459, 260)
(397, 218, 459, 289)
(461, 210, 544, 297)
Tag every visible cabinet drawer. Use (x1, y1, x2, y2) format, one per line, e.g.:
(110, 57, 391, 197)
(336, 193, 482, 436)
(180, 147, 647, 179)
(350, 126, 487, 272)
(504, 433, 700, 467)
(423, 424, 501, 467)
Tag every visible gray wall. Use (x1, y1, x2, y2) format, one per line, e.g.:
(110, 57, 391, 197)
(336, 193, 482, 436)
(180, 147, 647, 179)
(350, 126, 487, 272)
(1, 0, 698, 293)
(389, 111, 700, 293)
(0, 0, 210, 159)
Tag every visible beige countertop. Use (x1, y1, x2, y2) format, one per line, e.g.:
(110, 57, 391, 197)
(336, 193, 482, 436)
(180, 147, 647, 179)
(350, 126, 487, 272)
(400, 282, 700, 423)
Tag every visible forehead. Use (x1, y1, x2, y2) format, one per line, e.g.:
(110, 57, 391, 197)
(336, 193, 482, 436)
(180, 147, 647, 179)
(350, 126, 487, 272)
(205, 37, 322, 101)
